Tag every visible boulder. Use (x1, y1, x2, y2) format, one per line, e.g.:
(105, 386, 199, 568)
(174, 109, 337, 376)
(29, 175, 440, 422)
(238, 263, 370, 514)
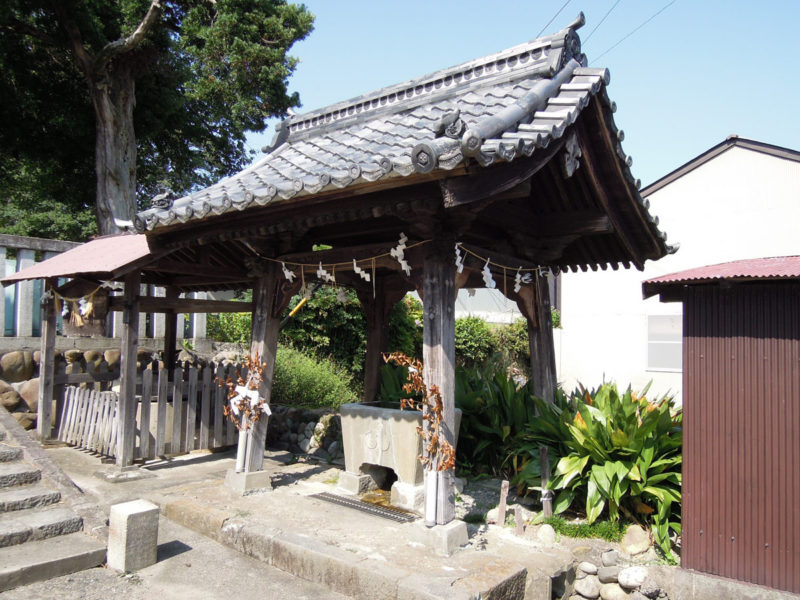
(574, 575, 600, 599)
(104, 349, 121, 369)
(638, 579, 660, 599)
(1, 389, 23, 411)
(12, 411, 36, 430)
(84, 350, 102, 363)
(537, 523, 557, 545)
(33, 350, 41, 365)
(327, 440, 341, 456)
(0, 351, 34, 383)
(618, 566, 648, 590)
(579, 561, 598, 575)
(65, 349, 84, 363)
(18, 378, 39, 413)
(621, 525, 651, 556)
(601, 549, 619, 567)
(597, 566, 620, 583)
(599, 583, 629, 600)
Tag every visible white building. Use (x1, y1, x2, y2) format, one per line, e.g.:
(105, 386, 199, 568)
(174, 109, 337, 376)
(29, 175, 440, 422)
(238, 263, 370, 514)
(557, 136, 800, 400)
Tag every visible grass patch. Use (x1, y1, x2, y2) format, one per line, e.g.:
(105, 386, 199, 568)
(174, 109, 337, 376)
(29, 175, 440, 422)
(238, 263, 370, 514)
(464, 512, 486, 524)
(539, 516, 625, 542)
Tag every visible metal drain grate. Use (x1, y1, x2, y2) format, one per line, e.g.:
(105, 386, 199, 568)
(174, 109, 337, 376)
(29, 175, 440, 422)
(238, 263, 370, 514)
(312, 492, 416, 523)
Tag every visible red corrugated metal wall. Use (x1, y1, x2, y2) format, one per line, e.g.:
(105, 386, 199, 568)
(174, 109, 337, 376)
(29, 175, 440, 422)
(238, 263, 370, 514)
(682, 283, 800, 593)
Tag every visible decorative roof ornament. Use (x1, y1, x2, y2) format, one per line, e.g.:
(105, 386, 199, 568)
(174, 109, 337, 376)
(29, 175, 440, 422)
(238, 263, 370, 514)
(150, 188, 176, 210)
(563, 132, 582, 178)
(434, 108, 466, 140)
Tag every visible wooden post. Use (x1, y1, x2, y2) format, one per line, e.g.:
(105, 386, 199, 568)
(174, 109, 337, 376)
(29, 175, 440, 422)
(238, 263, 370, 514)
(246, 263, 281, 472)
(116, 271, 141, 468)
(497, 479, 509, 526)
(529, 271, 557, 403)
(163, 286, 179, 374)
(358, 286, 407, 403)
(422, 241, 456, 526)
(37, 279, 57, 441)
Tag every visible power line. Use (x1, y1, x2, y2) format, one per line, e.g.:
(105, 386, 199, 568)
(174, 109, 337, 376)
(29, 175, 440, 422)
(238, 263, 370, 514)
(583, 0, 623, 45)
(536, 0, 573, 38)
(590, 0, 677, 63)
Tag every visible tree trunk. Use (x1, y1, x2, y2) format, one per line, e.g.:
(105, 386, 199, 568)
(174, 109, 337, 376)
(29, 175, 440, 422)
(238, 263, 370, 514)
(90, 65, 137, 235)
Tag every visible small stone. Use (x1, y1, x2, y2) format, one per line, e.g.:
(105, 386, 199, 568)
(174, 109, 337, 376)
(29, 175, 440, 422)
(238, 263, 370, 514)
(537, 523, 556, 545)
(638, 578, 660, 599)
(310, 447, 329, 460)
(84, 350, 101, 363)
(576, 569, 587, 580)
(327, 440, 340, 455)
(18, 378, 39, 413)
(296, 423, 306, 434)
(12, 412, 36, 430)
(314, 421, 325, 435)
(621, 525, 651, 556)
(601, 549, 619, 566)
(0, 389, 22, 411)
(579, 561, 598, 575)
(104, 349, 121, 368)
(599, 582, 629, 600)
(66, 349, 84, 363)
(597, 566, 620, 583)
(298, 438, 311, 453)
(574, 574, 600, 599)
(618, 566, 648, 589)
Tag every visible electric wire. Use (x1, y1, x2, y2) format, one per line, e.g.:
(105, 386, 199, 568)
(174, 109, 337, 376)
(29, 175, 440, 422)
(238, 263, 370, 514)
(583, 0, 623, 45)
(590, 0, 677, 63)
(536, 0, 573, 38)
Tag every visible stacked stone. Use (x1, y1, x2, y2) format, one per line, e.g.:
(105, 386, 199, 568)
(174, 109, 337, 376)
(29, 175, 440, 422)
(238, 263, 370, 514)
(570, 548, 668, 600)
(268, 406, 343, 461)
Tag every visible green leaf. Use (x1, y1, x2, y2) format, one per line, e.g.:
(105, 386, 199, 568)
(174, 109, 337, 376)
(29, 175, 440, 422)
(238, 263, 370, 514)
(553, 489, 576, 514)
(586, 478, 605, 524)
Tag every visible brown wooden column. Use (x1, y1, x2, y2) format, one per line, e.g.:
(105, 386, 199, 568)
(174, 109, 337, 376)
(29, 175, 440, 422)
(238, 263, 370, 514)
(116, 271, 141, 468)
(36, 278, 57, 441)
(163, 286, 179, 373)
(247, 263, 281, 472)
(358, 285, 407, 403)
(422, 239, 456, 525)
(529, 272, 556, 402)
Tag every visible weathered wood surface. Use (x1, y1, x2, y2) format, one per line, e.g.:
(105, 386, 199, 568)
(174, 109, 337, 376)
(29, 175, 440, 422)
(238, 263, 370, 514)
(422, 242, 457, 525)
(116, 271, 140, 468)
(529, 272, 557, 403)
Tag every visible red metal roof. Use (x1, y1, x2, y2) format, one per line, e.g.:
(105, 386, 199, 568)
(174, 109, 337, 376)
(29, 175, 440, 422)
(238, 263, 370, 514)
(1, 234, 154, 284)
(643, 256, 800, 299)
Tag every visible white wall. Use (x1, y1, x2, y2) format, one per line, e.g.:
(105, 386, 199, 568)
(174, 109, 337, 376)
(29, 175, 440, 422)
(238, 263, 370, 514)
(558, 146, 800, 401)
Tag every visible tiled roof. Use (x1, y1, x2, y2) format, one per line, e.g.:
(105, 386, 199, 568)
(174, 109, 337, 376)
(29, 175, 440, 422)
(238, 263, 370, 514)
(643, 256, 800, 298)
(135, 14, 647, 235)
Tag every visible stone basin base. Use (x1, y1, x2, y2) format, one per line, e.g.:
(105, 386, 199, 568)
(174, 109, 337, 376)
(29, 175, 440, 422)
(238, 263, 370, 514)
(338, 402, 461, 513)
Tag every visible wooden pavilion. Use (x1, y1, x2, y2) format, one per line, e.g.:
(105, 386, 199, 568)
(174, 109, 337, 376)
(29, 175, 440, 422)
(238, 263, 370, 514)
(4, 14, 671, 530)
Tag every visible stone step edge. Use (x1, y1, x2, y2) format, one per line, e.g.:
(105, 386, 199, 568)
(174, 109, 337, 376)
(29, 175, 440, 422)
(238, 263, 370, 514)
(163, 498, 529, 600)
(0, 532, 106, 592)
(0, 466, 41, 489)
(0, 508, 84, 549)
(0, 444, 23, 463)
(0, 485, 62, 513)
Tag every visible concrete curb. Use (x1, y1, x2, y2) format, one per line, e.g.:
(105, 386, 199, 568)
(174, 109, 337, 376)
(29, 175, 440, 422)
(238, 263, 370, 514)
(162, 496, 528, 600)
(0, 407, 108, 542)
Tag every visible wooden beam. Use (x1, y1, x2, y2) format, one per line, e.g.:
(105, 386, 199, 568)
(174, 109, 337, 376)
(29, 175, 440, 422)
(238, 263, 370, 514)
(440, 139, 565, 208)
(148, 259, 248, 279)
(116, 271, 141, 468)
(485, 209, 613, 237)
(37, 279, 57, 441)
(109, 296, 253, 314)
(0, 234, 79, 253)
(529, 272, 556, 402)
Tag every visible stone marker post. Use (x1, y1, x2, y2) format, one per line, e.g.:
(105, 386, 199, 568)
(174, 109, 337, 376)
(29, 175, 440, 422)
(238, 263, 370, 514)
(108, 499, 159, 572)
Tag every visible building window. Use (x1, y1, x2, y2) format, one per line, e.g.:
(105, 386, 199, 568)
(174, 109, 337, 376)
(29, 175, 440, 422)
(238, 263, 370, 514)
(647, 315, 682, 371)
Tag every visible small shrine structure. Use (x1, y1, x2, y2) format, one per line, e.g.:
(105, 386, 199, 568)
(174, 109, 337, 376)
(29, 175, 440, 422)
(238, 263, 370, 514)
(4, 14, 672, 537)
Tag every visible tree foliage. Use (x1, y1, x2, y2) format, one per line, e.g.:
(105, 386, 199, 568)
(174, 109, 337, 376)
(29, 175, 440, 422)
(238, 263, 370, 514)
(0, 0, 314, 237)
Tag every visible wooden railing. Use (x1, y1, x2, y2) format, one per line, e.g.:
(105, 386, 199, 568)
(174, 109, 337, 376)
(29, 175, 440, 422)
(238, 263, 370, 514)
(57, 363, 238, 460)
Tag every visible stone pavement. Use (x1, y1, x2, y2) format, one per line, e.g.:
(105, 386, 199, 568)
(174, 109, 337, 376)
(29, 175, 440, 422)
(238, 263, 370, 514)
(43, 445, 575, 600)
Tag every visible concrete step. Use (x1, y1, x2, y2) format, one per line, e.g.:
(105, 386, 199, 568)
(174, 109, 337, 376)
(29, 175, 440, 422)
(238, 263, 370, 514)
(0, 463, 41, 488)
(0, 505, 83, 548)
(0, 532, 106, 592)
(0, 443, 23, 463)
(0, 484, 61, 513)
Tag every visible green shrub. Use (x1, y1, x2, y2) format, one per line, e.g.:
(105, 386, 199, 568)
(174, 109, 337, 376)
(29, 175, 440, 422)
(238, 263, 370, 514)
(492, 318, 530, 370)
(207, 310, 252, 345)
(538, 516, 624, 542)
(455, 316, 495, 368)
(388, 295, 423, 358)
(271, 345, 359, 409)
(512, 383, 682, 556)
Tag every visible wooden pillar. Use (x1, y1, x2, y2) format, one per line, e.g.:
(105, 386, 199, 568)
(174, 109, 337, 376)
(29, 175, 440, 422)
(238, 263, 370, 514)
(246, 263, 281, 472)
(422, 240, 456, 526)
(37, 278, 57, 441)
(163, 286, 179, 374)
(358, 286, 406, 403)
(529, 272, 556, 402)
(116, 271, 141, 468)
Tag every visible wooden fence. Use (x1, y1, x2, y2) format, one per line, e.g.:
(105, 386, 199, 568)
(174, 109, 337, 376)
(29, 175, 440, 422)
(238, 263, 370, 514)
(57, 363, 239, 460)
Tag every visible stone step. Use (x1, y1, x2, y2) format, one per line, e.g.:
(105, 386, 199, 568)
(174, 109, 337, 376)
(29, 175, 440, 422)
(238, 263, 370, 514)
(0, 484, 61, 513)
(0, 506, 83, 548)
(0, 463, 41, 489)
(0, 532, 106, 592)
(0, 431, 5, 442)
(0, 443, 23, 463)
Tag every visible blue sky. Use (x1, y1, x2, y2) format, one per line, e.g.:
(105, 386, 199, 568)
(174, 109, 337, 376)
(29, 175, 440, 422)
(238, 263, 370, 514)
(246, 0, 800, 187)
